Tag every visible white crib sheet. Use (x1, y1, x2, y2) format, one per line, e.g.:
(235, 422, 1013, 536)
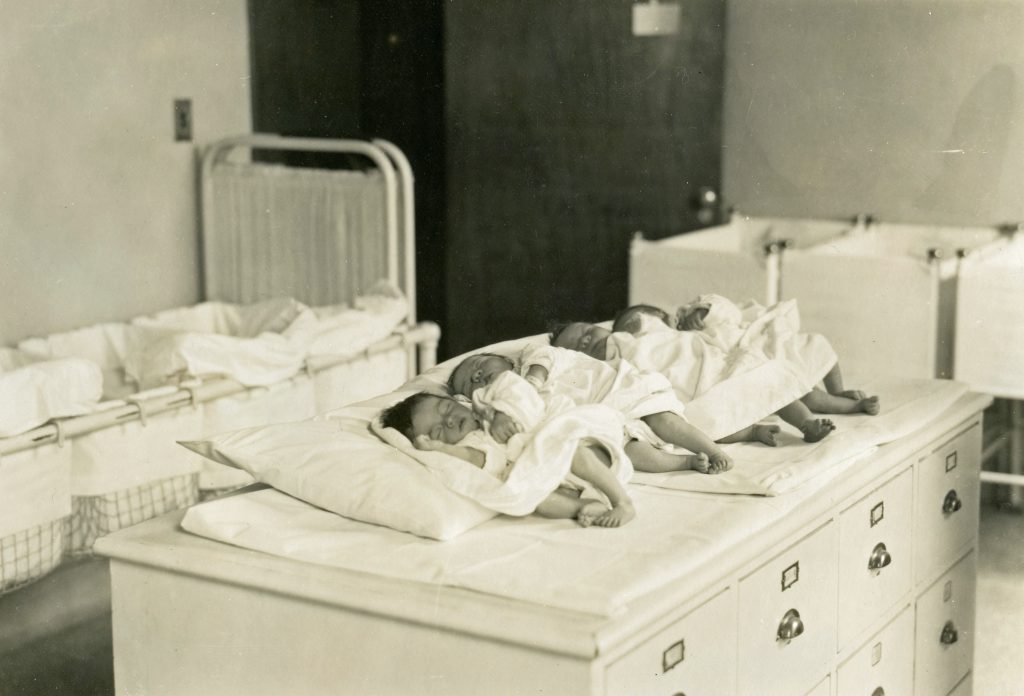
(634, 377, 968, 495)
(182, 484, 799, 617)
(181, 377, 967, 617)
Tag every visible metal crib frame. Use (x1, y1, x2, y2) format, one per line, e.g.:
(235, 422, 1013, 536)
(1, 134, 440, 460)
(200, 134, 418, 324)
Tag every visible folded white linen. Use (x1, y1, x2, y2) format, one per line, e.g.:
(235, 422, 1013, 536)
(301, 281, 408, 359)
(123, 285, 408, 389)
(633, 377, 969, 496)
(124, 298, 309, 388)
(0, 355, 103, 437)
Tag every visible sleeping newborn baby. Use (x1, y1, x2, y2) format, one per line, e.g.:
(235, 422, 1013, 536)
(550, 318, 838, 444)
(448, 344, 779, 475)
(380, 390, 636, 527)
(617, 295, 880, 417)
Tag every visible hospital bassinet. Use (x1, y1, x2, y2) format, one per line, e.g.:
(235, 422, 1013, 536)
(0, 136, 439, 588)
(781, 222, 1003, 382)
(629, 214, 853, 310)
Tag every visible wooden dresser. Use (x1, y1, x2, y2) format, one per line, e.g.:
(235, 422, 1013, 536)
(96, 392, 989, 696)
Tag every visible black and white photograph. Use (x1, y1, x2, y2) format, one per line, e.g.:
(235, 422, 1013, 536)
(1, 1, 1023, 694)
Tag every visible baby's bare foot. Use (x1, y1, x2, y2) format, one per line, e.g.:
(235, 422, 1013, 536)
(708, 453, 733, 474)
(593, 502, 636, 528)
(800, 418, 835, 443)
(838, 389, 867, 400)
(576, 500, 609, 527)
(753, 424, 781, 447)
(685, 452, 710, 473)
(858, 396, 881, 415)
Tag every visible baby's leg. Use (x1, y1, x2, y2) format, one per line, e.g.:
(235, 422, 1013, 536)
(625, 440, 710, 473)
(534, 489, 587, 520)
(776, 399, 836, 443)
(822, 363, 869, 400)
(718, 424, 781, 447)
(572, 444, 635, 527)
(802, 388, 880, 416)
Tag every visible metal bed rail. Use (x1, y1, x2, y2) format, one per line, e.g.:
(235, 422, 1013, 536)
(0, 322, 440, 460)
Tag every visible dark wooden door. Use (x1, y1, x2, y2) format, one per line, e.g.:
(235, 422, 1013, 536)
(444, 0, 726, 355)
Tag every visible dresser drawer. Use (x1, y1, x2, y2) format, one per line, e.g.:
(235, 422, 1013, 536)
(737, 522, 837, 696)
(605, 587, 736, 696)
(837, 469, 913, 650)
(915, 422, 981, 583)
(837, 605, 913, 696)
(805, 675, 830, 696)
(946, 672, 971, 696)
(915, 551, 976, 696)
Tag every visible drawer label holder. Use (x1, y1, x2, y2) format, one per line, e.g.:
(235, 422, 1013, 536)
(870, 500, 885, 527)
(662, 639, 685, 673)
(781, 561, 800, 591)
(945, 450, 958, 472)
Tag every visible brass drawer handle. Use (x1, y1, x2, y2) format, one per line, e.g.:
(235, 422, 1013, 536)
(941, 621, 959, 645)
(867, 542, 892, 571)
(942, 489, 962, 515)
(777, 608, 805, 642)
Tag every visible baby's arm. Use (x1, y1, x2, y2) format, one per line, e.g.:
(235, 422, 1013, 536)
(642, 412, 733, 472)
(524, 364, 548, 390)
(413, 435, 486, 469)
(677, 305, 710, 331)
(490, 410, 523, 444)
(677, 294, 745, 331)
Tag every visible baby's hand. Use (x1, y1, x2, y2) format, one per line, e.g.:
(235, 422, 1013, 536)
(491, 412, 522, 444)
(413, 435, 445, 451)
(708, 450, 733, 474)
(679, 307, 708, 331)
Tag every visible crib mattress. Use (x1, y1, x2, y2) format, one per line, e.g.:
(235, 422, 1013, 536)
(180, 379, 975, 617)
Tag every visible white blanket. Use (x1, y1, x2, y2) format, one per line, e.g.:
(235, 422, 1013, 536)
(634, 377, 969, 495)
(0, 354, 103, 437)
(609, 297, 839, 439)
(678, 294, 838, 390)
(123, 285, 408, 388)
(373, 397, 632, 516)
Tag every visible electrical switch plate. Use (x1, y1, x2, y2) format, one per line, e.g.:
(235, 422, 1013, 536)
(632, 2, 680, 37)
(174, 99, 192, 142)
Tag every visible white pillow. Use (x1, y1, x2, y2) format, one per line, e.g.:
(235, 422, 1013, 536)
(179, 414, 495, 541)
(178, 333, 554, 540)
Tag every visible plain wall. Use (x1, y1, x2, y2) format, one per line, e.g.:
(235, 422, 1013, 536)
(0, 0, 251, 345)
(722, 0, 1024, 227)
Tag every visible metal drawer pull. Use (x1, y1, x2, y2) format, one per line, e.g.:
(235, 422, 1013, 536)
(942, 489, 962, 514)
(871, 688, 885, 696)
(941, 621, 959, 645)
(867, 542, 892, 571)
(777, 608, 805, 642)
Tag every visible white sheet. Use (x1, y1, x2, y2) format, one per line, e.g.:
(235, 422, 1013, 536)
(181, 377, 968, 617)
(0, 355, 103, 437)
(123, 286, 408, 389)
(634, 377, 969, 496)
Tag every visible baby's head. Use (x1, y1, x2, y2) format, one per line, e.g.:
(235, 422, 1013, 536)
(549, 322, 612, 360)
(380, 392, 481, 444)
(612, 304, 672, 334)
(448, 353, 516, 398)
